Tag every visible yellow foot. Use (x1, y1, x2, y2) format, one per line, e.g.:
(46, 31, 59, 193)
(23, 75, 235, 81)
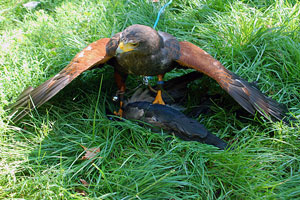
(114, 101, 124, 117)
(152, 90, 165, 105)
(114, 108, 123, 117)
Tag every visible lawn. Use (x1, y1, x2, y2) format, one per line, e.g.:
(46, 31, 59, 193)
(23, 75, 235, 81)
(0, 0, 299, 199)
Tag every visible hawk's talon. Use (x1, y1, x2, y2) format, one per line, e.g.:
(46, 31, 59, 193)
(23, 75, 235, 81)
(114, 108, 123, 117)
(153, 74, 165, 105)
(114, 101, 124, 117)
(153, 90, 165, 105)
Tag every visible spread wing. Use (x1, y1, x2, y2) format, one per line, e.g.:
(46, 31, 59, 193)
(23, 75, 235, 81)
(8, 37, 118, 122)
(176, 41, 289, 123)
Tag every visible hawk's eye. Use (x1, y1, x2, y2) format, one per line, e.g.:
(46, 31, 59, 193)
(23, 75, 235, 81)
(131, 42, 139, 47)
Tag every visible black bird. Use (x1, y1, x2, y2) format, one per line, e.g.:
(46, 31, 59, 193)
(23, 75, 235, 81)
(122, 89, 229, 150)
(123, 101, 229, 150)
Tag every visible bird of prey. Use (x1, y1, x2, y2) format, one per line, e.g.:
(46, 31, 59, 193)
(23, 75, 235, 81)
(9, 24, 289, 123)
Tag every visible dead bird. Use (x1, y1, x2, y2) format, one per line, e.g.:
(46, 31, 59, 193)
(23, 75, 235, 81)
(122, 89, 230, 150)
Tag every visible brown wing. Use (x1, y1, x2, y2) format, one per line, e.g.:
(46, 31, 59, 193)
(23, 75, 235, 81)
(176, 41, 289, 123)
(9, 38, 116, 122)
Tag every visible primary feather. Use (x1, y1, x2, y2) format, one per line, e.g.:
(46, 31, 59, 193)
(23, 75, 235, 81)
(8, 24, 292, 124)
(8, 38, 112, 122)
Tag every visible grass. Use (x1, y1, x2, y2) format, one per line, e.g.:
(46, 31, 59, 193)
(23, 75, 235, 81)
(0, 0, 299, 199)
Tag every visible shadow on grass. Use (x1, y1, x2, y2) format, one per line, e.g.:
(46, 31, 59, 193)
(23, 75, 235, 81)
(3, 0, 300, 199)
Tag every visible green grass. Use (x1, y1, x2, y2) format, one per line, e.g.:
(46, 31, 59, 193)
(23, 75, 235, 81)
(1, 0, 299, 199)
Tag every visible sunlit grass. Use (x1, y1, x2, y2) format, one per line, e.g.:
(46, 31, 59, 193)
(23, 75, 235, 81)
(0, 0, 299, 199)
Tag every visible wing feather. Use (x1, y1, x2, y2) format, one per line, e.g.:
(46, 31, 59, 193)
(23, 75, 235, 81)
(8, 38, 114, 122)
(176, 41, 289, 123)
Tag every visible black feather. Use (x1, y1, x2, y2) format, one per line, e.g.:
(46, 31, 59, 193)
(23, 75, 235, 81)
(123, 101, 229, 150)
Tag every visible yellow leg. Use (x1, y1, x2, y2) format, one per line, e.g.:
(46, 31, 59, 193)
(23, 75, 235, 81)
(153, 90, 165, 105)
(114, 101, 124, 117)
(113, 71, 127, 117)
(152, 74, 165, 105)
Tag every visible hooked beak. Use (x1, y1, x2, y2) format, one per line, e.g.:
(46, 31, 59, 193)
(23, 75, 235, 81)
(115, 42, 134, 55)
(116, 46, 124, 55)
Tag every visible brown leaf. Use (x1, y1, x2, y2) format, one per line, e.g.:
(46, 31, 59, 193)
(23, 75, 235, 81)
(80, 179, 89, 187)
(80, 144, 101, 160)
(75, 188, 88, 196)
